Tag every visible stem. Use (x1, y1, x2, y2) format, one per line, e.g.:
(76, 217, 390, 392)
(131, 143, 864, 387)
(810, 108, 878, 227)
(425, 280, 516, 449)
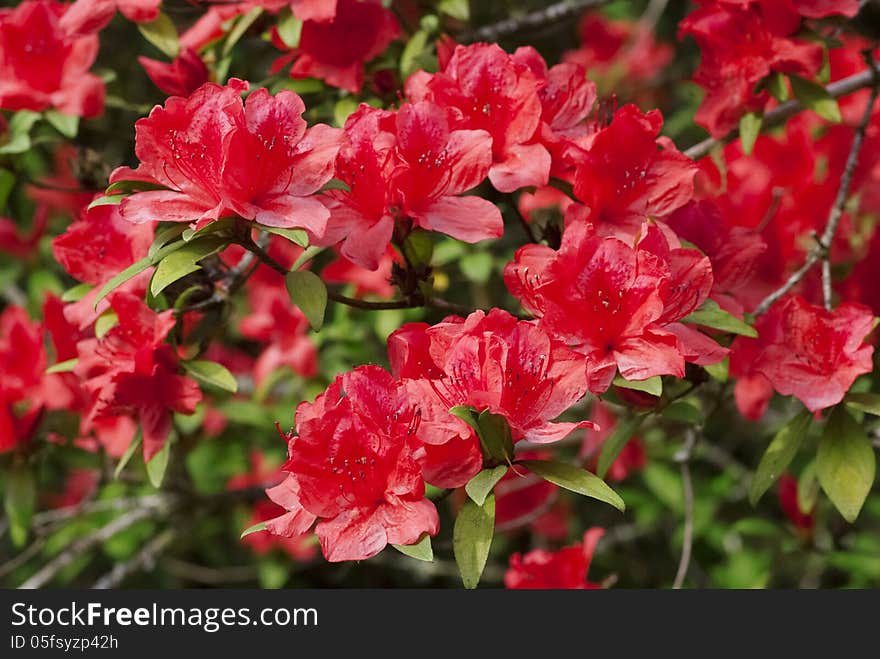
(461, 0, 610, 43)
(753, 61, 879, 316)
(672, 429, 698, 590)
(684, 59, 880, 161)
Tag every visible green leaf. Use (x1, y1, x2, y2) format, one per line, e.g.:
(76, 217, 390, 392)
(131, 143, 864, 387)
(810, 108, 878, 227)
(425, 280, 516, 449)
(146, 439, 172, 488)
(183, 360, 238, 393)
(150, 236, 226, 296)
(704, 358, 729, 382)
(259, 225, 309, 248)
(240, 521, 268, 539)
(797, 460, 819, 515)
(766, 72, 789, 102)
(46, 358, 78, 374)
(0, 168, 16, 210)
(4, 465, 36, 548)
(845, 392, 880, 416)
(61, 282, 92, 303)
(816, 406, 876, 522)
(739, 112, 762, 156)
(597, 415, 643, 479)
(400, 29, 431, 79)
(223, 7, 263, 56)
(612, 374, 662, 397)
(449, 407, 515, 464)
(465, 465, 508, 506)
(521, 460, 625, 512)
(105, 180, 169, 195)
(683, 299, 758, 338)
(115, 433, 143, 479)
(275, 10, 302, 48)
(662, 400, 702, 424)
(453, 495, 495, 589)
(138, 12, 180, 58)
(94, 310, 118, 339)
(790, 74, 842, 123)
(148, 225, 188, 260)
(87, 194, 125, 209)
(286, 270, 327, 331)
(749, 409, 812, 506)
(392, 534, 434, 562)
(44, 110, 79, 139)
(0, 111, 39, 154)
(438, 0, 470, 20)
(402, 229, 434, 268)
(333, 96, 359, 128)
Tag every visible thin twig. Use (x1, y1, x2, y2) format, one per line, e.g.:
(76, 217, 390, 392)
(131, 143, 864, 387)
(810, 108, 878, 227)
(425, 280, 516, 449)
(672, 429, 698, 590)
(92, 529, 175, 589)
(753, 62, 879, 316)
(684, 60, 880, 161)
(461, 0, 609, 44)
(19, 502, 170, 589)
(0, 538, 47, 581)
(162, 558, 260, 585)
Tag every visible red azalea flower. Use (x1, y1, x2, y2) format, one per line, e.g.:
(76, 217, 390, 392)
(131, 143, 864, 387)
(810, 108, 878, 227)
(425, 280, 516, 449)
(564, 12, 674, 85)
(109, 79, 342, 236)
(262, 366, 438, 562)
(505, 221, 724, 393)
(59, 0, 160, 36)
(569, 104, 696, 239)
(0, 0, 105, 117)
(322, 246, 399, 299)
(139, 48, 210, 98)
(580, 402, 646, 482)
(320, 101, 501, 270)
(679, 0, 825, 137)
(0, 205, 49, 259)
(289, 0, 337, 21)
(75, 292, 201, 460)
(388, 309, 593, 487)
(730, 296, 875, 416)
(777, 473, 815, 533)
(53, 202, 154, 287)
(505, 528, 605, 589)
(272, 0, 399, 94)
(406, 43, 550, 193)
(0, 306, 48, 453)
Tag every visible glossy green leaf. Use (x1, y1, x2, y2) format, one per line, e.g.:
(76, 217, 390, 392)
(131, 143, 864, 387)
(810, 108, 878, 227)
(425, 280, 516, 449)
(138, 12, 180, 58)
(183, 360, 238, 393)
(259, 225, 309, 248)
(46, 358, 78, 374)
(438, 0, 470, 20)
(597, 415, 643, 479)
(683, 299, 758, 337)
(790, 74, 842, 123)
(749, 409, 812, 505)
(240, 521, 268, 539)
(797, 460, 819, 515)
(0, 168, 16, 210)
(275, 10, 302, 48)
(286, 270, 327, 331)
(61, 282, 92, 303)
(766, 72, 789, 102)
(817, 406, 876, 522)
(402, 229, 434, 268)
(400, 29, 431, 79)
(146, 439, 172, 488)
(465, 465, 508, 507)
(612, 374, 662, 397)
(521, 460, 625, 511)
(94, 310, 118, 338)
(150, 236, 226, 296)
(453, 495, 495, 589)
(44, 110, 79, 138)
(392, 534, 434, 562)
(223, 7, 263, 56)
(87, 194, 125, 209)
(845, 392, 880, 416)
(114, 433, 143, 479)
(739, 112, 762, 156)
(105, 180, 169, 195)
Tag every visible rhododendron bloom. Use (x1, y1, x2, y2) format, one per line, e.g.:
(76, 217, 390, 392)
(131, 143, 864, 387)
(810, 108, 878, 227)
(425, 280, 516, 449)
(321, 102, 502, 270)
(730, 296, 874, 416)
(272, 0, 399, 93)
(505, 528, 605, 589)
(0, 0, 105, 117)
(110, 79, 342, 236)
(0, 307, 48, 452)
(569, 104, 697, 238)
(263, 366, 438, 562)
(388, 309, 593, 486)
(679, 0, 826, 137)
(506, 222, 724, 393)
(406, 43, 551, 193)
(59, 0, 160, 36)
(778, 473, 815, 533)
(75, 293, 201, 460)
(139, 48, 210, 98)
